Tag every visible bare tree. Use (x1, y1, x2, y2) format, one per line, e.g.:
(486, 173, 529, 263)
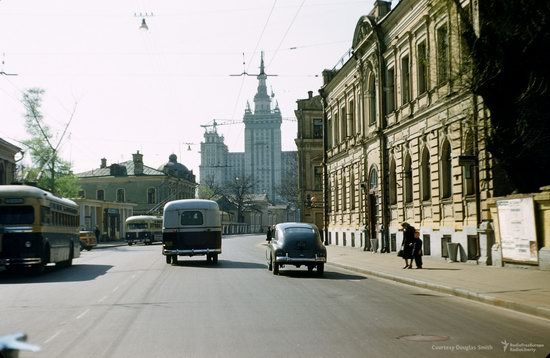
(198, 175, 225, 199)
(225, 176, 256, 222)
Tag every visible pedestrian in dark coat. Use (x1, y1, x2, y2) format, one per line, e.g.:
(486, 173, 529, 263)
(401, 222, 415, 269)
(266, 226, 273, 241)
(413, 230, 423, 269)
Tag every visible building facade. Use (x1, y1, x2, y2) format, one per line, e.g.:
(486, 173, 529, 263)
(199, 53, 297, 204)
(294, 91, 325, 232)
(76, 151, 196, 215)
(321, 0, 498, 263)
(0, 138, 20, 185)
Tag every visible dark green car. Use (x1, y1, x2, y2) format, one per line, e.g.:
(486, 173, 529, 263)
(266, 222, 327, 276)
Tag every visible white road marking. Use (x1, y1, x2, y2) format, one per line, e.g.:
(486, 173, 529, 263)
(44, 330, 63, 344)
(98, 295, 108, 303)
(76, 308, 90, 320)
(112, 286, 120, 293)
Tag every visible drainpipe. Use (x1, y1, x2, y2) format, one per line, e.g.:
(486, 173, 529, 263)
(319, 89, 330, 245)
(366, 15, 390, 253)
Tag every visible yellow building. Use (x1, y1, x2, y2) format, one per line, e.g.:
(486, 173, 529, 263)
(320, 0, 500, 263)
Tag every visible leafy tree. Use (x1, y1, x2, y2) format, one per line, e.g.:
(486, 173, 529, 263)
(21, 88, 80, 197)
(452, 0, 550, 193)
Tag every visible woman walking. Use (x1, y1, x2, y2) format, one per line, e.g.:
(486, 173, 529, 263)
(401, 222, 415, 269)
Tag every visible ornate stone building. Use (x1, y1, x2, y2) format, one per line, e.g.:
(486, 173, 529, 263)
(321, 0, 499, 263)
(294, 91, 324, 232)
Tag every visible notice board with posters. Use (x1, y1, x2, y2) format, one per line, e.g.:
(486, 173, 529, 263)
(496, 197, 538, 264)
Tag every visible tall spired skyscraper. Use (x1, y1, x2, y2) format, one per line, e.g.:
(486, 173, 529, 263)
(243, 52, 283, 201)
(200, 52, 296, 204)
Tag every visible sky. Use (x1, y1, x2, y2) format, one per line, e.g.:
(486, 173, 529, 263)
(0, 0, 371, 179)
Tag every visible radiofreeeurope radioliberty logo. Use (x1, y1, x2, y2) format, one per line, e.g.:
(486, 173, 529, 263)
(501, 339, 545, 353)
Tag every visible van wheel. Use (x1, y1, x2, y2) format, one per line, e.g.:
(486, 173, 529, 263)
(166, 255, 172, 264)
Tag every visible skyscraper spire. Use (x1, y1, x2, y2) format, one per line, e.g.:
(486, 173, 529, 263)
(254, 51, 271, 113)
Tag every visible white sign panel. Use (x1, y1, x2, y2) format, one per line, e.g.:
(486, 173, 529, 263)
(497, 197, 538, 263)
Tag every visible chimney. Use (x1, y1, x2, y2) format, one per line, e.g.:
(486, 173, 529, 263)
(133, 150, 144, 175)
(308, 91, 313, 99)
(369, 0, 391, 19)
(100, 158, 107, 168)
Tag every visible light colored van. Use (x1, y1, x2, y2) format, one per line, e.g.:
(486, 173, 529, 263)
(162, 199, 222, 264)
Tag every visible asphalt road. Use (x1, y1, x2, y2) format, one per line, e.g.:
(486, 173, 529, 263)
(1, 234, 549, 358)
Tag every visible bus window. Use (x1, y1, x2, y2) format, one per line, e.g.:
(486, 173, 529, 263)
(181, 211, 203, 226)
(0, 206, 34, 224)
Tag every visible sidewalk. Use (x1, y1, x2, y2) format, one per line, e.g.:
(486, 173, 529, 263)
(326, 245, 550, 320)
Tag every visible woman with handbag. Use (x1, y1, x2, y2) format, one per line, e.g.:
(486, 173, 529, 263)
(400, 222, 416, 269)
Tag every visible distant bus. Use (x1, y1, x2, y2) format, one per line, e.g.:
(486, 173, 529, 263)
(162, 199, 222, 264)
(0, 185, 80, 273)
(125, 215, 163, 246)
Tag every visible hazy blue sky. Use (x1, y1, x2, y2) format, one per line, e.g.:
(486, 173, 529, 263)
(0, 0, 372, 177)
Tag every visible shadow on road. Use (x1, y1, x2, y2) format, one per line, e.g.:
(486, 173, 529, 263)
(170, 259, 266, 269)
(0, 264, 113, 284)
(276, 269, 367, 281)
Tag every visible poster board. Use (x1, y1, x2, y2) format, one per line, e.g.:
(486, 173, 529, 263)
(496, 197, 538, 264)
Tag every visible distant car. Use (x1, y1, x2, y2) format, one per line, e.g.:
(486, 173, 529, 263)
(79, 231, 98, 251)
(266, 222, 327, 276)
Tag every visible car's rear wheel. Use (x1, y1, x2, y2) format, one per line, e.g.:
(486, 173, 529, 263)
(273, 258, 279, 275)
(317, 263, 324, 276)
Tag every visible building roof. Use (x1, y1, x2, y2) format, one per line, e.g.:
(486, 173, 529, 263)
(76, 160, 165, 178)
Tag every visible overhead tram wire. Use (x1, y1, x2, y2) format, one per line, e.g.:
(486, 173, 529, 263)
(267, 0, 306, 69)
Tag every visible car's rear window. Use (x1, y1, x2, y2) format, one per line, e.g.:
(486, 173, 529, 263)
(281, 227, 321, 245)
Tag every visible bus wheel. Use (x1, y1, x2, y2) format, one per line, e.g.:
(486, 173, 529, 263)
(166, 255, 172, 264)
(212, 254, 218, 264)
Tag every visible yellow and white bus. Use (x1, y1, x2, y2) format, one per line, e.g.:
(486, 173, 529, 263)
(125, 215, 163, 246)
(0, 185, 80, 273)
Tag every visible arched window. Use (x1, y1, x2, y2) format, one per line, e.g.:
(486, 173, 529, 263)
(464, 131, 475, 195)
(334, 175, 339, 212)
(404, 153, 413, 203)
(389, 159, 397, 205)
(342, 174, 347, 211)
(97, 189, 105, 201)
(350, 170, 356, 210)
(441, 140, 453, 199)
(421, 147, 432, 201)
(369, 166, 378, 191)
(368, 73, 376, 126)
